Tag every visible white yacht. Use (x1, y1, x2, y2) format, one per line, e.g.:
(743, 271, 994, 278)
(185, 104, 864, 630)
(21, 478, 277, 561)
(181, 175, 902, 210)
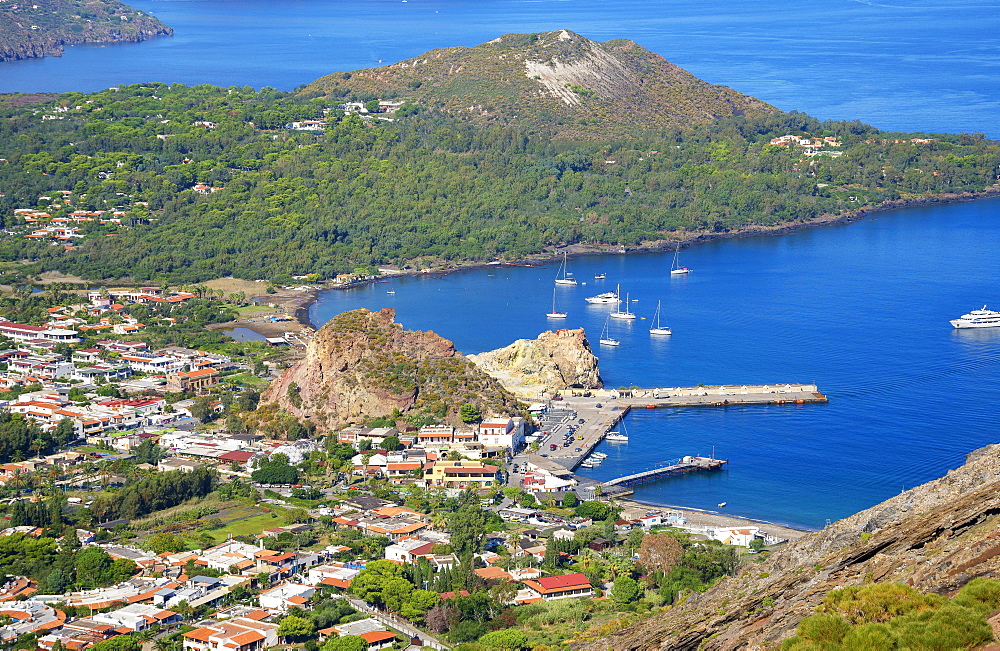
(951, 306, 1000, 329)
(606, 431, 629, 442)
(610, 292, 637, 320)
(585, 285, 621, 304)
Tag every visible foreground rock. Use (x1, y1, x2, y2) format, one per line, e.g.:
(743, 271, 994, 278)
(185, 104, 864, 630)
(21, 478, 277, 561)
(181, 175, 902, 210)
(261, 308, 521, 429)
(583, 444, 1000, 650)
(468, 327, 602, 398)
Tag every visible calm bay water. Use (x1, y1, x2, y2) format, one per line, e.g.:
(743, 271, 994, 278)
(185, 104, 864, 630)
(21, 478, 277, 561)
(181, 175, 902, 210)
(311, 199, 1000, 529)
(0, 0, 998, 137)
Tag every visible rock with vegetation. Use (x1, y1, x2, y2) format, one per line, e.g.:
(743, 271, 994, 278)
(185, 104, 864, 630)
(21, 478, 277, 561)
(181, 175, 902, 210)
(468, 326, 602, 398)
(305, 29, 776, 140)
(582, 443, 1000, 649)
(260, 308, 522, 430)
(0, 0, 172, 62)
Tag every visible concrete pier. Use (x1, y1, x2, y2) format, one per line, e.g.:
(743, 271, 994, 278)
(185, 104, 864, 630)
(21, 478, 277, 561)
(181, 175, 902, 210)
(613, 383, 828, 408)
(605, 456, 728, 487)
(524, 383, 825, 473)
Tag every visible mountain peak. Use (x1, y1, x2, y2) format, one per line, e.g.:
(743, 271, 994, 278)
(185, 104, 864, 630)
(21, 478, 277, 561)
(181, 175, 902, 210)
(304, 31, 778, 139)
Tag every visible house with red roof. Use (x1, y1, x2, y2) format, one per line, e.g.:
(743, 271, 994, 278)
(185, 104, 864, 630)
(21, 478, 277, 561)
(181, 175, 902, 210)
(521, 573, 593, 601)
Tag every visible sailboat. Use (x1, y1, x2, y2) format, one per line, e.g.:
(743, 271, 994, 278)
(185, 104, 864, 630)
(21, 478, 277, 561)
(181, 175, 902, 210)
(599, 315, 620, 346)
(670, 243, 691, 275)
(609, 292, 637, 320)
(546, 288, 567, 319)
(606, 420, 629, 442)
(649, 300, 672, 336)
(554, 252, 577, 286)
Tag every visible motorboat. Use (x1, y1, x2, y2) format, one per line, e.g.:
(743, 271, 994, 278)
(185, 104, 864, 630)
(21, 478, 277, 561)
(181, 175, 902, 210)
(594, 273, 606, 279)
(585, 290, 620, 304)
(950, 305, 1000, 329)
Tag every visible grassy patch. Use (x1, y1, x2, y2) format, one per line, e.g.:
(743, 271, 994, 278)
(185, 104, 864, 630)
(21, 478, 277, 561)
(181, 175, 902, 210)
(201, 512, 279, 543)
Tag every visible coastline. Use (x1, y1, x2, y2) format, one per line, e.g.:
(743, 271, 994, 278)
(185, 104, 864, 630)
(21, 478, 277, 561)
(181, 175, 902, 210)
(616, 497, 815, 542)
(227, 188, 1000, 338)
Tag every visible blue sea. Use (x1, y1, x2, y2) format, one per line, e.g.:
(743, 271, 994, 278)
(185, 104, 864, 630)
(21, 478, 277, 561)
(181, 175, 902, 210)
(1, 0, 999, 137)
(4, 0, 1000, 528)
(311, 199, 1000, 530)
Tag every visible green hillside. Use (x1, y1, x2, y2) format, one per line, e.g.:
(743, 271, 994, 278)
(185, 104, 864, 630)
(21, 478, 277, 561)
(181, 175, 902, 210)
(305, 30, 777, 140)
(0, 0, 172, 62)
(0, 33, 996, 284)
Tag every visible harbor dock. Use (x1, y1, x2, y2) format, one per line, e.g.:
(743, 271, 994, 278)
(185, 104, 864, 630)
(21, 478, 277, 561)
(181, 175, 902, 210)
(614, 383, 827, 408)
(515, 383, 826, 475)
(605, 456, 728, 487)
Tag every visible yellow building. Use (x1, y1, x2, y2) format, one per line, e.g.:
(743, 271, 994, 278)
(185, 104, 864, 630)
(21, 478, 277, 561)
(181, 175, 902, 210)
(425, 460, 499, 489)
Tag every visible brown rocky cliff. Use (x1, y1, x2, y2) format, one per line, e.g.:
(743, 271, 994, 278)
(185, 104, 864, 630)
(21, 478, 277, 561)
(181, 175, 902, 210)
(583, 444, 1000, 650)
(260, 308, 521, 429)
(468, 327, 603, 398)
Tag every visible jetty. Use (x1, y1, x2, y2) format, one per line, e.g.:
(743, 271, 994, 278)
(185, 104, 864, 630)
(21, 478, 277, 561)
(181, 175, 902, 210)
(605, 456, 728, 487)
(524, 383, 825, 474)
(613, 383, 827, 408)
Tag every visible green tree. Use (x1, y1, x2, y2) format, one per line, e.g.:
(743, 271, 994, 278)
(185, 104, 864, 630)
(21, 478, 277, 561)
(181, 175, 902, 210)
(277, 614, 315, 642)
(400, 588, 439, 622)
(321, 635, 366, 651)
(562, 491, 579, 508)
(143, 533, 186, 554)
(459, 403, 481, 424)
(478, 628, 528, 651)
(88, 635, 141, 651)
(381, 435, 400, 451)
(611, 576, 641, 604)
(350, 559, 408, 610)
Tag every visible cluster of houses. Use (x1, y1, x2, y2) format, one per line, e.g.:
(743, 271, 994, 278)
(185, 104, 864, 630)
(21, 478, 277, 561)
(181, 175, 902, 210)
(7, 189, 143, 249)
(0, 493, 482, 650)
(285, 100, 411, 131)
(0, 336, 235, 439)
(4, 535, 404, 651)
(768, 134, 844, 157)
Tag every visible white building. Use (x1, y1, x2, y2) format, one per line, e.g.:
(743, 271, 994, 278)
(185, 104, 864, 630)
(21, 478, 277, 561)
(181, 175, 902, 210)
(257, 583, 315, 612)
(478, 417, 526, 451)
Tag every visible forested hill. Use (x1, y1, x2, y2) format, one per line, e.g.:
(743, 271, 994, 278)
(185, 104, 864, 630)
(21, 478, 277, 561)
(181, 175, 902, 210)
(304, 30, 777, 140)
(0, 0, 171, 62)
(0, 52, 997, 284)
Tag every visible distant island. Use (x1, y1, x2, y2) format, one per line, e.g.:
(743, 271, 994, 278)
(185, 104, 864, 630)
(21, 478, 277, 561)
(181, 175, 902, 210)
(0, 0, 171, 62)
(0, 30, 996, 287)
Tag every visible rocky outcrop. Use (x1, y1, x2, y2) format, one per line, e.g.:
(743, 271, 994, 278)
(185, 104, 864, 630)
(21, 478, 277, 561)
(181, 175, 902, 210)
(0, 0, 172, 62)
(468, 327, 602, 398)
(260, 308, 521, 429)
(583, 444, 1000, 650)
